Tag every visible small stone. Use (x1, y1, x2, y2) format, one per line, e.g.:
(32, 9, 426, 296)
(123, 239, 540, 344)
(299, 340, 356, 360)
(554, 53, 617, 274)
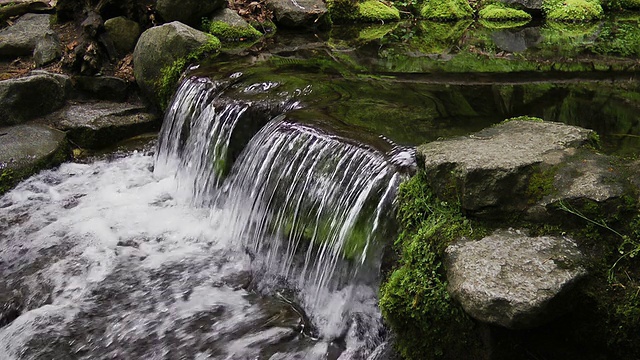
(0, 13, 52, 57)
(265, 0, 329, 28)
(156, 0, 226, 27)
(445, 229, 586, 329)
(33, 30, 62, 67)
(104, 16, 141, 55)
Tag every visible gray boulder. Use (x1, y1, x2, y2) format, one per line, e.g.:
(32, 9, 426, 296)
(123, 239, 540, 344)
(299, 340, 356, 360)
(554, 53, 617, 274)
(0, 13, 52, 57)
(104, 16, 141, 55)
(500, 0, 542, 10)
(0, 123, 69, 195)
(72, 75, 129, 102)
(33, 30, 62, 67)
(445, 229, 586, 329)
(265, 0, 329, 28)
(49, 102, 159, 149)
(417, 120, 594, 218)
(0, 73, 68, 126)
(133, 22, 217, 107)
(208, 8, 262, 41)
(491, 27, 542, 53)
(156, 0, 226, 27)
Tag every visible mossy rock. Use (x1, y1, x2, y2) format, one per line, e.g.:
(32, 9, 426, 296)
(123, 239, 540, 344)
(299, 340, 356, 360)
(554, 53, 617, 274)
(479, 3, 533, 21)
(602, 0, 640, 9)
(207, 8, 262, 41)
(328, 0, 400, 23)
(358, 0, 401, 22)
(420, 0, 474, 21)
(479, 18, 531, 28)
(544, 0, 603, 22)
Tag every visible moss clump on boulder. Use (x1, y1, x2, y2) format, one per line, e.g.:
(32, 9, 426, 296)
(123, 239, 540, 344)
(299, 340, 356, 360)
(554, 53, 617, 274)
(328, 0, 401, 23)
(479, 3, 533, 21)
(602, 0, 640, 9)
(208, 21, 262, 41)
(420, 0, 474, 21)
(379, 172, 484, 359)
(544, 0, 603, 22)
(358, 0, 401, 22)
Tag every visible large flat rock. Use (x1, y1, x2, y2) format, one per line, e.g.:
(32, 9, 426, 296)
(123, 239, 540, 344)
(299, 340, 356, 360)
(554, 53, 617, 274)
(0, 123, 69, 194)
(0, 73, 68, 126)
(265, 0, 329, 28)
(417, 120, 594, 218)
(445, 229, 586, 329)
(0, 13, 52, 57)
(49, 102, 159, 149)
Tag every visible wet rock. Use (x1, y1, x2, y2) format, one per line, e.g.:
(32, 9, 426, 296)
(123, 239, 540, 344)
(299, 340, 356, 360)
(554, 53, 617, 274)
(71, 75, 129, 101)
(0, 13, 52, 57)
(104, 16, 141, 55)
(417, 120, 593, 218)
(33, 30, 62, 67)
(445, 229, 586, 329)
(49, 102, 159, 149)
(500, 0, 542, 10)
(133, 22, 216, 107)
(156, 0, 226, 28)
(0, 124, 69, 194)
(0, 73, 68, 125)
(265, 0, 329, 29)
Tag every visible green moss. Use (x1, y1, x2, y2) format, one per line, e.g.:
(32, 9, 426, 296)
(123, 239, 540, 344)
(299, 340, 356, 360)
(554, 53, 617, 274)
(602, 0, 640, 9)
(379, 172, 485, 359)
(420, 0, 474, 21)
(0, 168, 15, 195)
(208, 20, 262, 41)
(544, 0, 603, 22)
(357, 23, 398, 42)
(479, 3, 532, 21)
(249, 20, 277, 34)
(156, 35, 221, 110)
(358, 0, 401, 22)
(526, 167, 557, 203)
(329, 0, 401, 23)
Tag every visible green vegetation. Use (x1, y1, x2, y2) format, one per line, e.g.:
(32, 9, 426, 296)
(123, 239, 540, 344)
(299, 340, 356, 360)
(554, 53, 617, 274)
(206, 20, 262, 41)
(0, 168, 15, 195)
(526, 167, 557, 203)
(328, 0, 401, 23)
(379, 172, 485, 359)
(420, 0, 474, 20)
(543, 0, 603, 22)
(156, 35, 221, 110)
(478, 3, 532, 21)
(602, 0, 640, 9)
(501, 115, 544, 123)
(478, 18, 531, 28)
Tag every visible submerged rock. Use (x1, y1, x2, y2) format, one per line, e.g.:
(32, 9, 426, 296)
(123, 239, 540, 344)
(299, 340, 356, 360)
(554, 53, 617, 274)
(445, 229, 586, 329)
(265, 0, 329, 28)
(0, 124, 69, 194)
(0, 13, 52, 57)
(0, 73, 68, 126)
(417, 120, 594, 218)
(49, 102, 159, 149)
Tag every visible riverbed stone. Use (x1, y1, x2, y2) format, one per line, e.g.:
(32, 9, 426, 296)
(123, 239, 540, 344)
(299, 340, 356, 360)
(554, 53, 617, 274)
(133, 22, 217, 107)
(33, 30, 62, 67)
(0, 124, 69, 194)
(0, 73, 67, 126)
(265, 0, 329, 28)
(48, 102, 159, 149)
(71, 75, 129, 101)
(0, 13, 52, 57)
(104, 16, 141, 55)
(445, 229, 586, 329)
(417, 120, 594, 218)
(156, 0, 226, 27)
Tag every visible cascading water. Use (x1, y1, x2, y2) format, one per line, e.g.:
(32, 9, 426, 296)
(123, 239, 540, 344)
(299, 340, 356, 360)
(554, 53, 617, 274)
(0, 73, 414, 359)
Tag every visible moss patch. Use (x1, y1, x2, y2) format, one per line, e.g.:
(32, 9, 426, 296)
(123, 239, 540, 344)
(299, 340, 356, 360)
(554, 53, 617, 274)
(156, 35, 221, 110)
(379, 172, 485, 359)
(478, 3, 532, 21)
(544, 0, 603, 22)
(420, 0, 474, 21)
(208, 21, 262, 41)
(358, 0, 401, 22)
(329, 0, 401, 23)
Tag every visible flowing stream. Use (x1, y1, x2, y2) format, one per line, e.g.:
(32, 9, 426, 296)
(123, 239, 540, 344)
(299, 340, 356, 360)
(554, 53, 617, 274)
(0, 74, 414, 359)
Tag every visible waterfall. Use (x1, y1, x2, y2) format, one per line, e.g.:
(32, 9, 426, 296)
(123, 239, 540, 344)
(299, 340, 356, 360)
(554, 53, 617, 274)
(157, 74, 414, 338)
